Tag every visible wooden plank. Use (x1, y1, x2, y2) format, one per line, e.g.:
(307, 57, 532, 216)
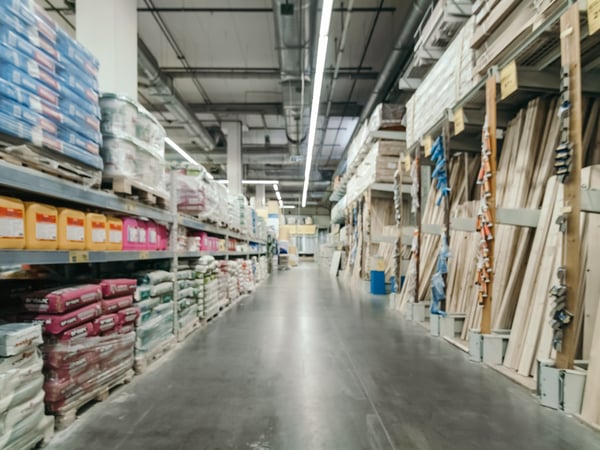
(480, 76, 497, 334)
(556, 3, 583, 370)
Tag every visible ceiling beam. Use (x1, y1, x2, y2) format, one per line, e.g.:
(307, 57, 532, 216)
(161, 67, 379, 80)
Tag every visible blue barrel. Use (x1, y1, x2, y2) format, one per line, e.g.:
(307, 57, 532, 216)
(370, 270, 386, 295)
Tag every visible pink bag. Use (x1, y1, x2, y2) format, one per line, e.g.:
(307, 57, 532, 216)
(101, 295, 133, 313)
(33, 303, 102, 335)
(92, 314, 119, 334)
(99, 279, 137, 299)
(23, 285, 102, 314)
(117, 307, 140, 325)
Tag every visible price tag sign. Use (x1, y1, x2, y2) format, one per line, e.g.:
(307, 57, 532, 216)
(68, 251, 89, 263)
(454, 108, 465, 135)
(423, 136, 433, 157)
(589, 0, 600, 35)
(139, 251, 150, 260)
(500, 61, 518, 100)
(403, 154, 411, 173)
(125, 200, 137, 213)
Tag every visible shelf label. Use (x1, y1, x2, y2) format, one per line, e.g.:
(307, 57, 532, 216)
(500, 61, 518, 100)
(139, 251, 150, 260)
(124, 200, 137, 213)
(69, 251, 89, 263)
(423, 136, 433, 157)
(590, 0, 600, 35)
(454, 108, 465, 135)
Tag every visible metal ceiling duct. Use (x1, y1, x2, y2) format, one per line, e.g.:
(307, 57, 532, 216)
(272, 0, 316, 157)
(137, 39, 216, 151)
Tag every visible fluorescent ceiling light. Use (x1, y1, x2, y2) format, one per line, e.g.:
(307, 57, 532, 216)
(165, 137, 199, 166)
(273, 184, 278, 191)
(281, 205, 296, 209)
(216, 180, 229, 184)
(301, 0, 334, 208)
(242, 180, 279, 185)
(275, 191, 282, 201)
(206, 172, 214, 180)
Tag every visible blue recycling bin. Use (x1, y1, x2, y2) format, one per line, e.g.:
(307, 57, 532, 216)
(370, 270, 386, 295)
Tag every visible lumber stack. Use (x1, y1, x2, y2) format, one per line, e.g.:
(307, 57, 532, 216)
(394, 153, 480, 312)
(503, 166, 600, 378)
(471, 0, 565, 76)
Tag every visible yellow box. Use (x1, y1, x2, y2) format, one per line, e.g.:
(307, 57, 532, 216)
(25, 203, 58, 250)
(57, 208, 86, 250)
(0, 196, 25, 249)
(86, 213, 107, 250)
(106, 216, 123, 251)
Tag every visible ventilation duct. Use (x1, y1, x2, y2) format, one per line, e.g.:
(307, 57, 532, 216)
(272, 0, 315, 157)
(137, 39, 216, 151)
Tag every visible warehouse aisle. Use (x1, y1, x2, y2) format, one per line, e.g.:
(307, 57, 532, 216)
(47, 264, 600, 450)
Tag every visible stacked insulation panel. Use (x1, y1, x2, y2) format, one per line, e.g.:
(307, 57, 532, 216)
(133, 271, 174, 364)
(0, 0, 103, 171)
(0, 322, 54, 449)
(176, 267, 197, 332)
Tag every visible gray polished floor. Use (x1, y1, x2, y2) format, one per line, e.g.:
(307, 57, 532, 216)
(47, 264, 600, 450)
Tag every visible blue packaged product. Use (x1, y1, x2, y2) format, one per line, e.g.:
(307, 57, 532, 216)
(0, 78, 62, 125)
(0, 0, 36, 26)
(60, 99, 100, 130)
(59, 85, 100, 119)
(60, 114, 102, 145)
(58, 128, 100, 155)
(0, 64, 59, 106)
(55, 27, 99, 78)
(57, 60, 99, 93)
(32, 2, 57, 43)
(0, 25, 57, 72)
(56, 70, 99, 105)
(59, 141, 104, 170)
(0, 109, 53, 148)
(0, 96, 57, 135)
(0, 5, 37, 39)
(0, 44, 60, 92)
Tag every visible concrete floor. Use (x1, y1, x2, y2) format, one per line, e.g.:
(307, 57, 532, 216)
(47, 264, 600, 450)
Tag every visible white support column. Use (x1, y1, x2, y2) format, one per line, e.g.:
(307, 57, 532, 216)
(223, 122, 243, 196)
(255, 185, 266, 208)
(76, 0, 138, 99)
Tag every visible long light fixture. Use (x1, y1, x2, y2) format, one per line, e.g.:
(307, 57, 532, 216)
(165, 137, 199, 166)
(275, 191, 282, 201)
(301, 0, 334, 207)
(273, 183, 278, 191)
(242, 180, 279, 185)
(281, 205, 296, 209)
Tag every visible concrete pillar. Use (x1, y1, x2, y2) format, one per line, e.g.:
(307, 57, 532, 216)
(222, 122, 243, 196)
(76, 0, 138, 99)
(255, 185, 266, 208)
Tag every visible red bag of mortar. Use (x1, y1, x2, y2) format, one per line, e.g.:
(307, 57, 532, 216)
(32, 303, 102, 335)
(117, 307, 139, 325)
(100, 295, 133, 314)
(44, 353, 98, 380)
(92, 314, 119, 334)
(23, 285, 102, 314)
(56, 323, 96, 342)
(118, 324, 135, 335)
(44, 365, 101, 403)
(100, 279, 137, 299)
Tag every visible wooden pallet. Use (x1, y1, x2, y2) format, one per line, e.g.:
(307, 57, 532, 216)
(52, 369, 134, 430)
(0, 145, 102, 187)
(133, 336, 176, 374)
(177, 317, 201, 342)
(103, 176, 169, 209)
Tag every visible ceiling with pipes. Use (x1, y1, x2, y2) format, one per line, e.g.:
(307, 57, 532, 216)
(40, 0, 423, 211)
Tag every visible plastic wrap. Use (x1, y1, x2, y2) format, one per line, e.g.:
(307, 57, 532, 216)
(23, 284, 102, 314)
(99, 95, 137, 137)
(0, 323, 42, 356)
(135, 312, 173, 352)
(368, 103, 404, 132)
(0, 375, 43, 415)
(0, 349, 43, 395)
(42, 333, 134, 411)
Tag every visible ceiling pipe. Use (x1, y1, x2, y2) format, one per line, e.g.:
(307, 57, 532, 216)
(332, 0, 429, 177)
(137, 39, 216, 151)
(272, 0, 316, 156)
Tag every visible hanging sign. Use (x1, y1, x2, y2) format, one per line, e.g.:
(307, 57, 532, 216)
(423, 136, 433, 157)
(454, 108, 465, 135)
(500, 61, 518, 100)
